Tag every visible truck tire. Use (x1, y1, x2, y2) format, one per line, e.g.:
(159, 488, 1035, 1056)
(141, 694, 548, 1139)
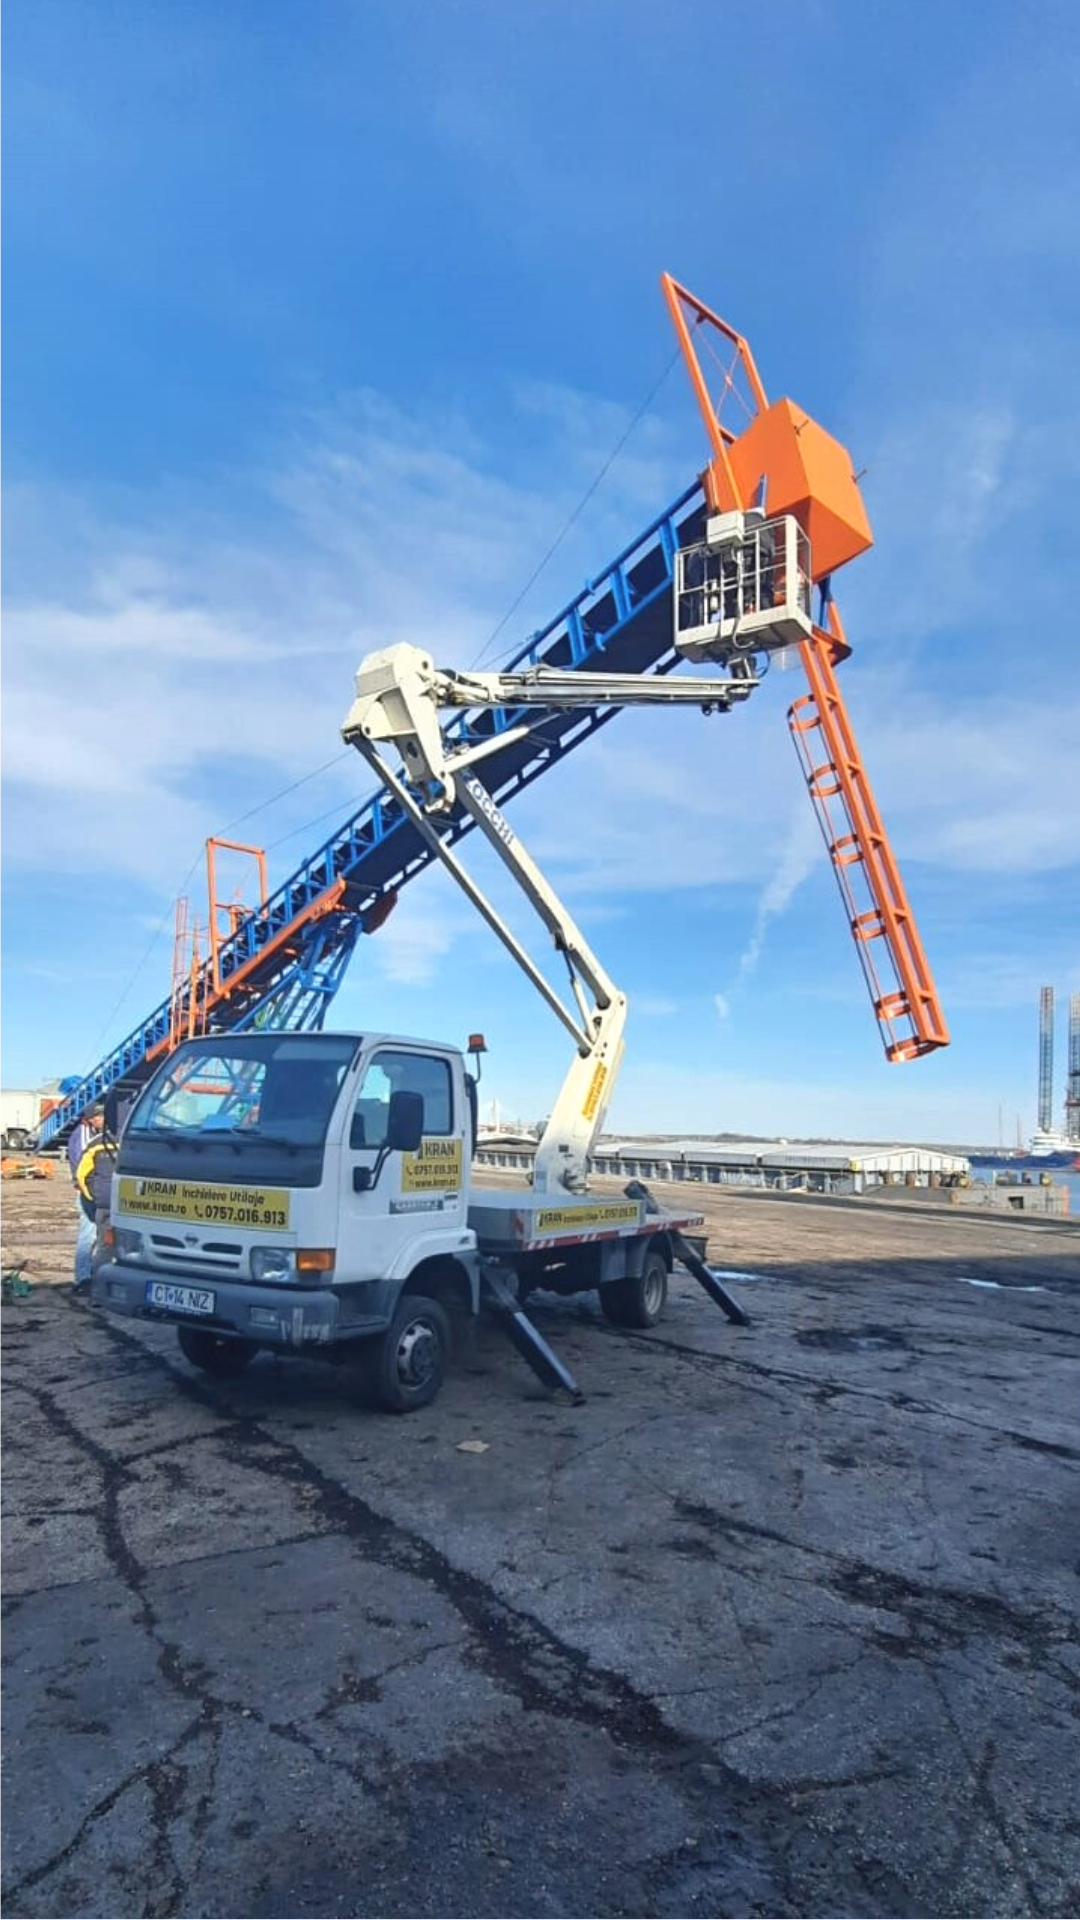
(177, 1325, 258, 1378)
(600, 1250, 668, 1329)
(362, 1294, 450, 1413)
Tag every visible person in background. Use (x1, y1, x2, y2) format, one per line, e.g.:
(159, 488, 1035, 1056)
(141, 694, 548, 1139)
(68, 1104, 103, 1291)
(80, 1127, 120, 1290)
(78, 1094, 132, 1295)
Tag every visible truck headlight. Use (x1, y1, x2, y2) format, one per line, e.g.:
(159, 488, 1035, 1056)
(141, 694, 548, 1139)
(250, 1246, 294, 1283)
(114, 1228, 144, 1261)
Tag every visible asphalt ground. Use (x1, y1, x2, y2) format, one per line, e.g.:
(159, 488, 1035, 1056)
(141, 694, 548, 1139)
(2, 1175, 1078, 1918)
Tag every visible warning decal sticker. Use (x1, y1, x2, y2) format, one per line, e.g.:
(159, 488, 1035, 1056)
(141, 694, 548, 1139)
(581, 1062, 608, 1121)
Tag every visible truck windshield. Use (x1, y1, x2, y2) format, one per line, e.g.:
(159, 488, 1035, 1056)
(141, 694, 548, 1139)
(127, 1035, 359, 1150)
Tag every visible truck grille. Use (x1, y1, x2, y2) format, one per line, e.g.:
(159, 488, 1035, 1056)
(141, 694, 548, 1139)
(148, 1233, 245, 1274)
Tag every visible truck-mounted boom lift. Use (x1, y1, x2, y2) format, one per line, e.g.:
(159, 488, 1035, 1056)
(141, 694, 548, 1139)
(343, 644, 767, 1193)
(94, 641, 767, 1407)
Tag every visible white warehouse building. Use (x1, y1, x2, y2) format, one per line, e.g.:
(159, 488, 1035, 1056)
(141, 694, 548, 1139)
(475, 1135, 970, 1194)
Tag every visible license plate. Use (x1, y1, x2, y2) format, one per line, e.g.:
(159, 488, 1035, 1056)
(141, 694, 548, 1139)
(145, 1280, 216, 1317)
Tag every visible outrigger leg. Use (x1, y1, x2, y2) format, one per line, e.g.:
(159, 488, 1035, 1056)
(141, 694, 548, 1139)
(624, 1180, 750, 1327)
(481, 1268, 585, 1402)
(670, 1231, 750, 1327)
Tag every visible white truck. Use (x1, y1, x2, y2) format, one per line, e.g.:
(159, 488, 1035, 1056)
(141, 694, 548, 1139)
(95, 552, 795, 1404)
(2, 1089, 50, 1151)
(94, 1025, 739, 1408)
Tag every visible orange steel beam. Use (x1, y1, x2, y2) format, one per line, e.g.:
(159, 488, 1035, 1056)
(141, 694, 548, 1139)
(205, 878, 347, 1009)
(189, 918, 207, 1039)
(662, 271, 949, 1061)
(660, 273, 767, 512)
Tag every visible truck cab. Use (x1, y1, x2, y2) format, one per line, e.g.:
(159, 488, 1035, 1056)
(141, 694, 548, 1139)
(95, 1030, 481, 1409)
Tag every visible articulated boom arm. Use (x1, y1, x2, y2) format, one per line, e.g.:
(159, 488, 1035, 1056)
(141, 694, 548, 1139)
(345, 644, 756, 806)
(343, 642, 756, 1193)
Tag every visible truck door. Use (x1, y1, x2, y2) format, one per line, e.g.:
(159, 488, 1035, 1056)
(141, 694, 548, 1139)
(338, 1047, 468, 1279)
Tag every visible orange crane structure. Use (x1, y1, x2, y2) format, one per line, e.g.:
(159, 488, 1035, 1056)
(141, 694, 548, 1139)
(663, 274, 947, 1062)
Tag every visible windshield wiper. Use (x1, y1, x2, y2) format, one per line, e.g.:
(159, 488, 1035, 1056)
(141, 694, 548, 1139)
(126, 1127, 183, 1149)
(126, 1124, 302, 1154)
(199, 1127, 301, 1153)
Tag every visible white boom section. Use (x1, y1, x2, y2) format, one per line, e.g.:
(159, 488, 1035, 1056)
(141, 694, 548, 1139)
(342, 643, 759, 1194)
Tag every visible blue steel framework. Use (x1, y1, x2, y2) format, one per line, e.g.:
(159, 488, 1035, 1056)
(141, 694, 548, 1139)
(37, 484, 706, 1146)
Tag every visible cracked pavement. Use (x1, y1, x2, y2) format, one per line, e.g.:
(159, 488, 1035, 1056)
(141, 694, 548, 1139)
(2, 1177, 1079, 1917)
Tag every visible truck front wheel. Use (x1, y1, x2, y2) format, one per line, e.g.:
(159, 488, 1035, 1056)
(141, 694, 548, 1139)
(600, 1251, 668, 1329)
(177, 1325, 258, 1377)
(362, 1294, 450, 1413)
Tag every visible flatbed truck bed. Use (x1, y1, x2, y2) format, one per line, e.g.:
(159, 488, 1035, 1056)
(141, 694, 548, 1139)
(466, 1188, 706, 1254)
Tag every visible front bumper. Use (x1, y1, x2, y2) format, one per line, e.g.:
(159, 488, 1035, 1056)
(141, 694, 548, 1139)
(92, 1263, 398, 1349)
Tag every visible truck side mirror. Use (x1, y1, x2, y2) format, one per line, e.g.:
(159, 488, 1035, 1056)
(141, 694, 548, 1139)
(352, 1091, 424, 1194)
(387, 1090, 424, 1154)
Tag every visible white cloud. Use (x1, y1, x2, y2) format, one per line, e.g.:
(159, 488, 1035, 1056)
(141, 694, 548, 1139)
(513, 698, 802, 897)
(364, 872, 471, 989)
(843, 402, 1016, 647)
(839, 679, 1080, 877)
(713, 993, 730, 1021)
(1, 385, 680, 894)
(734, 808, 821, 986)
(506, 650, 1079, 914)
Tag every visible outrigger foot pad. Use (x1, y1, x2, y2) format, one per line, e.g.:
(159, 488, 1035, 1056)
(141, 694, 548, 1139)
(482, 1269, 585, 1402)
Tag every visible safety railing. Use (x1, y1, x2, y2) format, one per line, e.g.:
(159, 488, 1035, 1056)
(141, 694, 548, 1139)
(675, 513, 812, 659)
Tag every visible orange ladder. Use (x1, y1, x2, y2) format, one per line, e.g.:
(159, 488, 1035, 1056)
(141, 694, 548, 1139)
(790, 609, 948, 1059)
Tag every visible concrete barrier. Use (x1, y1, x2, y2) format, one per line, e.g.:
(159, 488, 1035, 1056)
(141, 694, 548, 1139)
(950, 1182, 1070, 1216)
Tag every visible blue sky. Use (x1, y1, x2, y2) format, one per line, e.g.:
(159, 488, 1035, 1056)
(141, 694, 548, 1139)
(4, 0, 1079, 1146)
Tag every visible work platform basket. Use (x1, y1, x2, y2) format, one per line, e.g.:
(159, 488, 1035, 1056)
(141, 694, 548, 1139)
(675, 510, 813, 661)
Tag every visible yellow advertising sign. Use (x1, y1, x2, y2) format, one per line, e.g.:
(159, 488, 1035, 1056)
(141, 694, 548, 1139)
(581, 1061, 607, 1122)
(401, 1138, 464, 1193)
(534, 1201, 640, 1234)
(117, 1177, 291, 1230)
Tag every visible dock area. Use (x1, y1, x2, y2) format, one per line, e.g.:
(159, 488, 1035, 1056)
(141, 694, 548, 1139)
(3, 1174, 1078, 1918)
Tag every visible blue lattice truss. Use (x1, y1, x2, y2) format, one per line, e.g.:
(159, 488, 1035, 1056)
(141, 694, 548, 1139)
(37, 483, 707, 1145)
